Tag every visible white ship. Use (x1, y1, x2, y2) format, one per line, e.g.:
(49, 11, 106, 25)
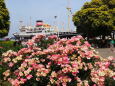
(13, 20, 58, 40)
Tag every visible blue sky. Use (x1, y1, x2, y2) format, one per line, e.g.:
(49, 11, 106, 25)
(5, 0, 91, 37)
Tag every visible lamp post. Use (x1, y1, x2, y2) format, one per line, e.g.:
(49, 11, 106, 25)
(67, 7, 71, 32)
(66, 0, 72, 32)
(54, 16, 59, 37)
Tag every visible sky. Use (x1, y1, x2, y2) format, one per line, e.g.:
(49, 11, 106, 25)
(5, 0, 91, 37)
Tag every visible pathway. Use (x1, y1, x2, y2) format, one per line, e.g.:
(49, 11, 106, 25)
(95, 48, 115, 58)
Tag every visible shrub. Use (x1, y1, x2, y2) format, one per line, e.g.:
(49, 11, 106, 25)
(0, 41, 23, 56)
(0, 35, 115, 86)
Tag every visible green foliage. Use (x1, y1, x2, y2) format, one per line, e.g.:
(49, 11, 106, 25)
(0, 0, 10, 38)
(73, 0, 115, 38)
(0, 81, 12, 86)
(0, 41, 23, 55)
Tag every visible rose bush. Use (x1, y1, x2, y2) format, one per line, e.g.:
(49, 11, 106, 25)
(0, 34, 115, 86)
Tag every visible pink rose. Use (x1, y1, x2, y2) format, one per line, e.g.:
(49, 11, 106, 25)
(20, 78, 27, 83)
(8, 62, 14, 67)
(26, 75, 33, 80)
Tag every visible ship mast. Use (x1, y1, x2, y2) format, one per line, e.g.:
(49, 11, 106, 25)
(29, 16, 32, 26)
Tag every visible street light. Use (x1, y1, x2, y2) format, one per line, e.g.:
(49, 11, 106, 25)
(66, 0, 72, 32)
(54, 16, 59, 37)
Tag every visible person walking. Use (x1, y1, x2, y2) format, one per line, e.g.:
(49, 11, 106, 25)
(110, 39, 115, 52)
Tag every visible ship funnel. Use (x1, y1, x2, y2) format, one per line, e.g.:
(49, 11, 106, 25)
(36, 20, 43, 27)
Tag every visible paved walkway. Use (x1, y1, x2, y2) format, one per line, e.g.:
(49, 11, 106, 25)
(95, 48, 115, 58)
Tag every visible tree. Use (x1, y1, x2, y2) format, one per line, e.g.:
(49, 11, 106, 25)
(0, 0, 10, 38)
(73, 0, 115, 39)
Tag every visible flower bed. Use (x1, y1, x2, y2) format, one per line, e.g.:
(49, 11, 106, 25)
(0, 35, 115, 86)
